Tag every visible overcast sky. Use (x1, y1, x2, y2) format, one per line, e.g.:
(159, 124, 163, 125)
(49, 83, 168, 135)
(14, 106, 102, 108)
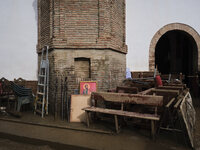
(0, 0, 37, 80)
(0, 0, 200, 80)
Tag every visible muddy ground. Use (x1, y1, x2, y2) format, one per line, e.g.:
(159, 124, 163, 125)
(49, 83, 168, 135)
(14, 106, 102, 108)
(0, 138, 53, 150)
(194, 98, 200, 149)
(0, 97, 199, 150)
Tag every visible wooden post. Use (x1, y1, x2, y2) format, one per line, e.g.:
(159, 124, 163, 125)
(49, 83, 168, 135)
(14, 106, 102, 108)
(155, 107, 157, 115)
(151, 120, 155, 140)
(7, 98, 10, 110)
(114, 115, 119, 133)
(85, 111, 90, 127)
(121, 103, 124, 111)
(180, 73, 183, 83)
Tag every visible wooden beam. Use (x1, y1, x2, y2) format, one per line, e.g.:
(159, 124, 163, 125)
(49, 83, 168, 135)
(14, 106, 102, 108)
(163, 83, 186, 88)
(83, 107, 160, 121)
(157, 86, 183, 91)
(92, 92, 163, 106)
(116, 86, 138, 94)
(174, 96, 183, 109)
(151, 89, 179, 97)
(139, 88, 154, 95)
(166, 98, 176, 108)
(174, 89, 189, 109)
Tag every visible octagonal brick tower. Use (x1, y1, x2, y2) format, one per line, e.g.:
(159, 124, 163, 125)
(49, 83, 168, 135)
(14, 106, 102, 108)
(37, 0, 127, 116)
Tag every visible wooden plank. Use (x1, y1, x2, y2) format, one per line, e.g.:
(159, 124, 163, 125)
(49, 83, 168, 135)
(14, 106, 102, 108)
(157, 86, 183, 91)
(152, 89, 179, 94)
(174, 96, 183, 109)
(92, 92, 163, 107)
(83, 107, 160, 121)
(166, 98, 176, 108)
(173, 89, 189, 109)
(151, 89, 179, 96)
(70, 95, 91, 122)
(163, 83, 186, 88)
(116, 86, 138, 94)
(139, 88, 154, 95)
(166, 98, 175, 108)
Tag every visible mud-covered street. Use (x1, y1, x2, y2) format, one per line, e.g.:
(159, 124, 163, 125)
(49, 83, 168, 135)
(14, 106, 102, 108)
(0, 104, 199, 150)
(0, 98, 199, 150)
(0, 138, 53, 150)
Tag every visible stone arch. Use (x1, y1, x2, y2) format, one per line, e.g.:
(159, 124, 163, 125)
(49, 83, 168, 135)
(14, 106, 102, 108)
(149, 23, 200, 72)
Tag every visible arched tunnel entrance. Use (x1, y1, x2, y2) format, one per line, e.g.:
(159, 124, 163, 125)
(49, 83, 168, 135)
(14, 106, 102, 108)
(155, 30, 198, 76)
(149, 23, 200, 97)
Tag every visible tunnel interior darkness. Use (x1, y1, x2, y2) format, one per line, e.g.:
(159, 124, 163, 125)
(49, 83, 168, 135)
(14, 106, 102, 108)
(155, 30, 198, 76)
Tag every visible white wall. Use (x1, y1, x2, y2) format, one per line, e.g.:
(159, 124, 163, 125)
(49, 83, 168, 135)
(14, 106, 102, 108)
(0, 0, 37, 80)
(0, 0, 200, 80)
(126, 0, 200, 71)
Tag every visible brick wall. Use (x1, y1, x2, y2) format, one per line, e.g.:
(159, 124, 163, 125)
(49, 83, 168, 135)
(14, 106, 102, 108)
(110, 0, 126, 50)
(25, 81, 37, 95)
(37, 0, 127, 53)
(13, 78, 37, 95)
(42, 49, 126, 115)
(37, 0, 127, 117)
(37, 0, 51, 49)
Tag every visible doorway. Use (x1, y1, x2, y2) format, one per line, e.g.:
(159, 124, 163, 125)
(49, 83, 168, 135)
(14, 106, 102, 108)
(149, 23, 200, 96)
(155, 30, 198, 76)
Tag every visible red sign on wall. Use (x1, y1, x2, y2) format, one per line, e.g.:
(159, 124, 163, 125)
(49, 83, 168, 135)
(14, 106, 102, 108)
(80, 81, 97, 95)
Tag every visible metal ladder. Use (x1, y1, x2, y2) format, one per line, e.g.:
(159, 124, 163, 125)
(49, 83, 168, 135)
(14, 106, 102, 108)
(34, 46, 49, 118)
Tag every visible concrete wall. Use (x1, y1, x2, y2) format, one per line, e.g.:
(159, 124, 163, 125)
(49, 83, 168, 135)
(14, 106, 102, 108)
(41, 49, 126, 114)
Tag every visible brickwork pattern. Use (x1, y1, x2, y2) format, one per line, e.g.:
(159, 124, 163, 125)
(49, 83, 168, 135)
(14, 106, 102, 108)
(38, 50, 126, 115)
(37, 0, 127, 53)
(37, 0, 51, 49)
(37, 0, 127, 117)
